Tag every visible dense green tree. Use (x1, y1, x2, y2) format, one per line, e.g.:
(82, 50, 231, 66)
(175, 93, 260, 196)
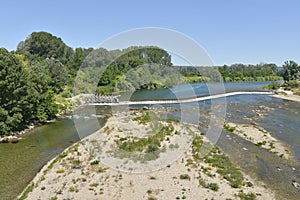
(282, 60, 300, 82)
(217, 63, 280, 82)
(0, 48, 33, 134)
(16, 31, 74, 64)
(31, 58, 68, 93)
(67, 47, 93, 80)
(98, 46, 172, 87)
(0, 48, 60, 135)
(27, 64, 58, 120)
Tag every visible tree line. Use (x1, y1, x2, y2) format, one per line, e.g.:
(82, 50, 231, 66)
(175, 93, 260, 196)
(0, 31, 299, 135)
(176, 63, 283, 82)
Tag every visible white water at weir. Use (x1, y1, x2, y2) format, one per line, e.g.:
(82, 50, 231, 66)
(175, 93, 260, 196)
(87, 91, 274, 106)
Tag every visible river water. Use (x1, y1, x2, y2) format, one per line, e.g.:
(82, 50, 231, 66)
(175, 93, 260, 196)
(0, 81, 299, 200)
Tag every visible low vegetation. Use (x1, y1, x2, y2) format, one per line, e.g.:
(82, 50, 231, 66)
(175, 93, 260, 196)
(237, 190, 257, 200)
(179, 174, 191, 180)
(198, 177, 219, 191)
(18, 183, 34, 200)
(114, 111, 180, 162)
(192, 135, 245, 188)
(224, 124, 236, 133)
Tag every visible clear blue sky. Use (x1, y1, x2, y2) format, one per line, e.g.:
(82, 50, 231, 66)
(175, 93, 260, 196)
(0, 0, 299, 66)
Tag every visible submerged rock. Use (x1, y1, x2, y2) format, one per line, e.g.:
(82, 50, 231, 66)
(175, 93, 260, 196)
(0, 136, 20, 143)
(8, 136, 20, 143)
(0, 137, 9, 143)
(292, 180, 300, 190)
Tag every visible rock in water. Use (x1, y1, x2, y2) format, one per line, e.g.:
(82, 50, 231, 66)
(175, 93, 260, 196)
(1, 136, 9, 143)
(292, 180, 300, 190)
(7, 136, 19, 143)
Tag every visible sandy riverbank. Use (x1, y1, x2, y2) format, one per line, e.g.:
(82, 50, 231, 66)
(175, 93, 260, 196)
(19, 109, 275, 200)
(224, 122, 292, 160)
(272, 88, 300, 103)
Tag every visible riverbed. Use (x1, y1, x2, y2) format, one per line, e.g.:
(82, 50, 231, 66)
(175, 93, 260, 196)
(1, 81, 300, 200)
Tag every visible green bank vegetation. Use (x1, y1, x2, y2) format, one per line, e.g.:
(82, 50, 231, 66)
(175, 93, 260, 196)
(114, 111, 180, 162)
(265, 60, 300, 94)
(0, 31, 296, 136)
(191, 135, 245, 189)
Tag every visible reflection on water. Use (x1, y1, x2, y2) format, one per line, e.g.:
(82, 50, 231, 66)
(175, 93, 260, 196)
(0, 107, 110, 200)
(0, 119, 79, 200)
(120, 81, 272, 101)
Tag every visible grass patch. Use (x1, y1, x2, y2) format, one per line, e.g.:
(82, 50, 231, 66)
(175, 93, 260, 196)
(90, 160, 100, 165)
(179, 174, 191, 180)
(89, 183, 99, 187)
(207, 183, 219, 191)
(169, 143, 180, 149)
(97, 167, 107, 173)
(224, 124, 236, 133)
(69, 186, 79, 192)
(72, 159, 81, 165)
(198, 177, 219, 191)
(205, 154, 244, 188)
(56, 169, 65, 174)
(238, 191, 257, 200)
(116, 124, 174, 153)
(18, 183, 34, 200)
(255, 141, 266, 147)
(148, 197, 158, 200)
(165, 118, 180, 123)
(133, 111, 158, 124)
(192, 136, 215, 160)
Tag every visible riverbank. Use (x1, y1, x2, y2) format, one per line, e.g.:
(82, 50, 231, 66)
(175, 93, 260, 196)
(272, 88, 300, 103)
(19, 109, 275, 200)
(0, 118, 59, 144)
(224, 122, 292, 160)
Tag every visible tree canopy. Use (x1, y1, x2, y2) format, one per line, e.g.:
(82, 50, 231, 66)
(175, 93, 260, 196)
(16, 31, 74, 64)
(0, 48, 57, 135)
(282, 60, 300, 82)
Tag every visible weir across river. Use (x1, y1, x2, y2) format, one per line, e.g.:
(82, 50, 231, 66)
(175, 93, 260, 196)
(84, 91, 274, 106)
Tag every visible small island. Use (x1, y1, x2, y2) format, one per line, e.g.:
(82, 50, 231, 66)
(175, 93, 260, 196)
(19, 109, 275, 200)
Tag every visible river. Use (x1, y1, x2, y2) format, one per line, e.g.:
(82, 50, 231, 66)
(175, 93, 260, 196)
(0, 81, 299, 200)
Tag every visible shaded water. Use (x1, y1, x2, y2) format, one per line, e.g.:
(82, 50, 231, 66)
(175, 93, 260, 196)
(0, 107, 109, 200)
(0, 119, 79, 200)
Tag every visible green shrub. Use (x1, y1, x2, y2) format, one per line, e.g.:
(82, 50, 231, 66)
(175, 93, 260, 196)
(56, 169, 65, 174)
(89, 183, 99, 187)
(179, 174, 191, 180)
(90, 160, 100, 165)
(263, 82, 280, 90)
(165, 118, 180, 123)
(18, 183, 34, 200)
(207, 183, 219, 191)
(147, 197, 158, 200)
(255, 141, 266, 147)
(133, 111, 157, 124)
(238, 191, 256, 200)
(72, 159, 81, 165)
(206, 154, 244, 188)
(245, 181, 253, 187)
(97, 167, 107, 173)
(286, 80, 300, 88)
(224, 124, 235, 132)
